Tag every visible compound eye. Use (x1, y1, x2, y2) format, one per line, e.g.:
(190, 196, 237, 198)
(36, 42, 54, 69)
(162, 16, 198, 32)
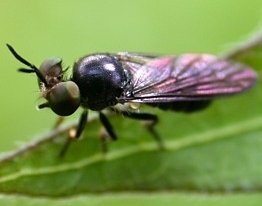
(47, 81, 80, 116)
(39, 57, 62, 77)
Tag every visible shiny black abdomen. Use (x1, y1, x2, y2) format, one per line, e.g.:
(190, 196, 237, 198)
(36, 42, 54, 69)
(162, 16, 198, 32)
(147, 100, 211, 113)
(72, 54, 128, 111)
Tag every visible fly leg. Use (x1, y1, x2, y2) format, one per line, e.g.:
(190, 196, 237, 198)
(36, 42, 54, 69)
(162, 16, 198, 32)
(119, 110, 165, 150)
(99, 112, 117, 153)
(53, 116, 65, 129)
(59, 110, 88, 157)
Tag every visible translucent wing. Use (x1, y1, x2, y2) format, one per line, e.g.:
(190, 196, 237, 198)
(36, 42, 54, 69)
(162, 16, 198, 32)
(118, 53, 257, 103)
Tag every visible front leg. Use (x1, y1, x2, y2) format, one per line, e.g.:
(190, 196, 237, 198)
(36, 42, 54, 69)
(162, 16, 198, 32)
(59, 110, 88, 157)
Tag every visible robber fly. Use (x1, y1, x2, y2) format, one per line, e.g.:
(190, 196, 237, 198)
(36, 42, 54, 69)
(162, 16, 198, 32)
(7, 44, 257, 153)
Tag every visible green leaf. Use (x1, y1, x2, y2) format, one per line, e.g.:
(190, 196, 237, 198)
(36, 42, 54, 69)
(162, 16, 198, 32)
(1, 28, 262, 198)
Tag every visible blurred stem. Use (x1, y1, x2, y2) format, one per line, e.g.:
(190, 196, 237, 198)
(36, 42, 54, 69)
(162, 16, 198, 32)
(222, 29, 262, 59)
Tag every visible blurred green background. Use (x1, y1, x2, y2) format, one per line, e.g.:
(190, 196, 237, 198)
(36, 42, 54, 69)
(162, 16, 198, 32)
(0, 1, 262, 156)
(1, 0, 262, 205)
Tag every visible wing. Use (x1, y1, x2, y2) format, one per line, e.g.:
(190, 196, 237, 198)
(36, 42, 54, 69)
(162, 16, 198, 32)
(118, 53, 257, 103)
